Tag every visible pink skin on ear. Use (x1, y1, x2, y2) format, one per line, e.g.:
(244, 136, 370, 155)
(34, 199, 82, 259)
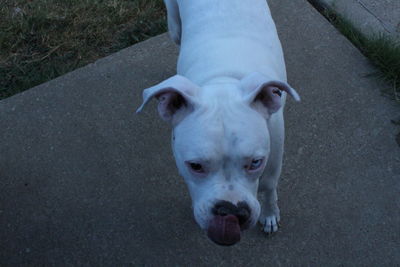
(255, 86, 283, 114)
(156, 92, 175, 121)
(136, 75, 200, 117)
(156, 91, 187, 122)
(241, 73, 300, 116)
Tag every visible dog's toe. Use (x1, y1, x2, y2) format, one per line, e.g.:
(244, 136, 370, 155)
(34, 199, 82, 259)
(259, 215, 280, 234)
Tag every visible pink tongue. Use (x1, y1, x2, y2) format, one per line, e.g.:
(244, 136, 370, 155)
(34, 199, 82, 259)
(207, 215, 241, 246)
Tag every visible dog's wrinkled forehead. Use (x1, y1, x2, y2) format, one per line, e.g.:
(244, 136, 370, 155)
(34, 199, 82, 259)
(173, 87, 269, 160)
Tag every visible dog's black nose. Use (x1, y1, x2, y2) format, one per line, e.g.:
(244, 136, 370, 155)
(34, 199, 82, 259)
(212, 200, 251, 228)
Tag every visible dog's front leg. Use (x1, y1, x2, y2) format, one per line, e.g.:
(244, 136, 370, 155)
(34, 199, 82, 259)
(258, 111, 285, 234)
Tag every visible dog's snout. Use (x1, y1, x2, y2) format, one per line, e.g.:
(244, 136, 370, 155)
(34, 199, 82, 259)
(236, 201, 251, 226)
(212, 200, 251, 227)
(213, 200, 236, 216)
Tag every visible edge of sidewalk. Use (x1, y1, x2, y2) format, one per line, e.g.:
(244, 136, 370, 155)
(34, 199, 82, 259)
(308, 0, 400, 41)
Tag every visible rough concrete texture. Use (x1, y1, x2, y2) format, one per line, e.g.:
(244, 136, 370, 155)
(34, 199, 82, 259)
(315, 0, 400, 40)
(1, 0, 399, 265)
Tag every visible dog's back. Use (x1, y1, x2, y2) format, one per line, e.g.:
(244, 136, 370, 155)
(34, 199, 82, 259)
(171, 0, 287, 85)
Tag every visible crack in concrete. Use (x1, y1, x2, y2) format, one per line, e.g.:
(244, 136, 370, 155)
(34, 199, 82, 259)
(355, 0, 393, 33)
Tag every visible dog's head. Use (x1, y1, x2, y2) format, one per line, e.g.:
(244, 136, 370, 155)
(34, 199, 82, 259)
(137, 72, 299, 245)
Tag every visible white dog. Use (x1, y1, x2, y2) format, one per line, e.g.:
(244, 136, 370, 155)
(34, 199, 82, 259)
(137, 0, 300, 246)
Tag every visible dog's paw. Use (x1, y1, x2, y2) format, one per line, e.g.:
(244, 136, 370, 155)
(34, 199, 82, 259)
(259, 214, 280, 234)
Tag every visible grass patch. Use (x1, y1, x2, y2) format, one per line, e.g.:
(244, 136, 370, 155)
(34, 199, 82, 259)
(0, 0, 166, 99)
(324, 11, 400, 102)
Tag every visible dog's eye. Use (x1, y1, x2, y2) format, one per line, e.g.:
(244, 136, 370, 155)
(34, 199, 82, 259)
(246, 158, 263, 171)
(186, 162, 205, 174)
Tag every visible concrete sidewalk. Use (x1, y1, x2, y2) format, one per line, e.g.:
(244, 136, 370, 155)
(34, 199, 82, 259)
(313, 0, 400, 41)
(1, 0, 399, 265)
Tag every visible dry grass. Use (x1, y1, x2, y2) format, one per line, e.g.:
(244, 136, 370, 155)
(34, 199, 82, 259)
(0, 0, 166, 99)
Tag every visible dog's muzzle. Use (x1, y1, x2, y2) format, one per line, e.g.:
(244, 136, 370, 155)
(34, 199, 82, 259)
(207, 201, 251, 246)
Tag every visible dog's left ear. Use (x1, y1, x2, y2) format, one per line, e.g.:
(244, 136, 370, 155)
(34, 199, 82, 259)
(241, 72, 300, 115)
(136, 75, 200, 123)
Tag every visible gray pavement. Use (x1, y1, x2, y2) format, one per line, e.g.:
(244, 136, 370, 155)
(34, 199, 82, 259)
(1, 0, 400, 265)
(313, 0, 400, 41)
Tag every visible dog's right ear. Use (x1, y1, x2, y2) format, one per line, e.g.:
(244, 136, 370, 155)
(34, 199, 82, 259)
(136, 75, 200, 123)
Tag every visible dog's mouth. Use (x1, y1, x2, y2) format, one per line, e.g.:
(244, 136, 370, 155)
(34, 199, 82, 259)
(207, 215, 241, 246)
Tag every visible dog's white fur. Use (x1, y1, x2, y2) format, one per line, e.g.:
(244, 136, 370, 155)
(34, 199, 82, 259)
(138, 0, 299, 236)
